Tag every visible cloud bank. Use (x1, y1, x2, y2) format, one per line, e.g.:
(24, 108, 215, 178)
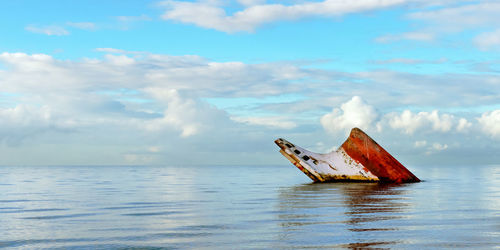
(377, 1, 500, 50)
(1, 51, 499, 165)
(320, 96, 486, 136)
(160, 0, 408, 32)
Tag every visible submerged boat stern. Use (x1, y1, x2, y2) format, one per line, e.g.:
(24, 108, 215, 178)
(275, 128, 420, 183)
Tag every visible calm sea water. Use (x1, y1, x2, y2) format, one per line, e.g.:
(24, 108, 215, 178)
(1, 164, 499, 249)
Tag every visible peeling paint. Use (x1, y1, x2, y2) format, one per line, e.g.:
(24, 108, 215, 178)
(275, 127, 420, 183)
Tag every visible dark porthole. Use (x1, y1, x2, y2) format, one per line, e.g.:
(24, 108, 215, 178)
(294, 149, 301, 154)
(302, 155, 310, 161)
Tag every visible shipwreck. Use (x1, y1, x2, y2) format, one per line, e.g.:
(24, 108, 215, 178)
(275, 128, 420, 183)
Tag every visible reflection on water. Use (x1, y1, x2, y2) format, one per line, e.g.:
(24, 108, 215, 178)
(277, 182, 413, 248)
(276, 165, 500, 249)
(1, 165, 500, 249)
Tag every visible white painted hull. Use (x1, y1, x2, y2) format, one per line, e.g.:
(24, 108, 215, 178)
(275, 128, 420, 183)
(276, 138, 379, 182)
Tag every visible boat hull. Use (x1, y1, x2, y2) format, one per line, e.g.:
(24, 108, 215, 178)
(275, 128, 420, 183)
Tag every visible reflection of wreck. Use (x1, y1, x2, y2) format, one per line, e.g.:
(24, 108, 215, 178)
(276, 182, 410, 248)
(275, 128, 420, 183)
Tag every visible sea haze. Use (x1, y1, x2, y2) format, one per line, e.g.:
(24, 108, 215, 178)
(1, 164, 499, 249)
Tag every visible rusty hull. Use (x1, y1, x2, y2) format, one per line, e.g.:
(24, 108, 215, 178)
(275, 127, 420, 183)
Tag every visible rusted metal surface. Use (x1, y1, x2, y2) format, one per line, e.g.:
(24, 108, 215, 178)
(341, 128, 420, 183)
(275, 127, 420, 183)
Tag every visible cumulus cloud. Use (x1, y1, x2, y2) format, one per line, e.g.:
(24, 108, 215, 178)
(319, 96, 489, 140)
(321, 96, 379, 134)
(1, 50, 500, 165)
(387, 110, 454, 134)
(143, 88, 228, 137)
(160, 0, 408, 32)
(456, 118, 472, 132)
(317, 96, 500, 163)
(0, 51, 310, 149)
(477, 110, 500, 138)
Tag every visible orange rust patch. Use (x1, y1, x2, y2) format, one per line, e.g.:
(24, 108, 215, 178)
(340, 128, 420, 183)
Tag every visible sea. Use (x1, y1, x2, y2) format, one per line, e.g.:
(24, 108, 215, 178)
(1, 164, 499, 249)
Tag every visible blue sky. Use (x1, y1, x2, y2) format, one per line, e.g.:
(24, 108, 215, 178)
(1, 0, 500, 166)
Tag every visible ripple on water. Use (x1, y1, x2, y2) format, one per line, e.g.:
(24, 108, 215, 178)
(122, 211, 179, 216)
(0, 199, 32, 203)
(1, 165, 500, 249)
(22, 213, 98, 220)
(0, 208, 68, 214)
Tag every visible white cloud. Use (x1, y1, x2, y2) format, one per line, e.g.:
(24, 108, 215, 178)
(104, 54, 136, 66)
(320, 96, 474, 137)
(456, 118, 472, 132)
(431, 142, 448, 151)
(0, 52, 236, 141)
(25, 25, 69, 36)
(408, 2, 500, 30)
(321, 96, 378, 134)
(427, 111, 454, 132)
(474, 29, 500, 51)
(425, 142, 449, 154)
(1, 51, 500, 165)
(387, 110, 454, 134)
(143, 88, 227, 137)
(0, 51, 308, 99)
(0, 105, 52, 127)
(160, 0, 408, 32)
(414, 140, 427, 148)
(376, 32, 434, 43)
(477, 110, 500, 138)
(0, 105, 76, 145)
(379, 1, 500, 48)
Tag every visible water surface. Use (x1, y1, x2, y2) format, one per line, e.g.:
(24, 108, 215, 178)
(1, 165, 499, 249)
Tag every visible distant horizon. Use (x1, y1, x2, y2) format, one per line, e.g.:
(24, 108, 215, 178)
(3, 157, 500, 168)
(1, 0, 500, 166)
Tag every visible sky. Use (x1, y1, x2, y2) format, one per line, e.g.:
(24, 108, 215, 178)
(0, 0, 499, 166)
